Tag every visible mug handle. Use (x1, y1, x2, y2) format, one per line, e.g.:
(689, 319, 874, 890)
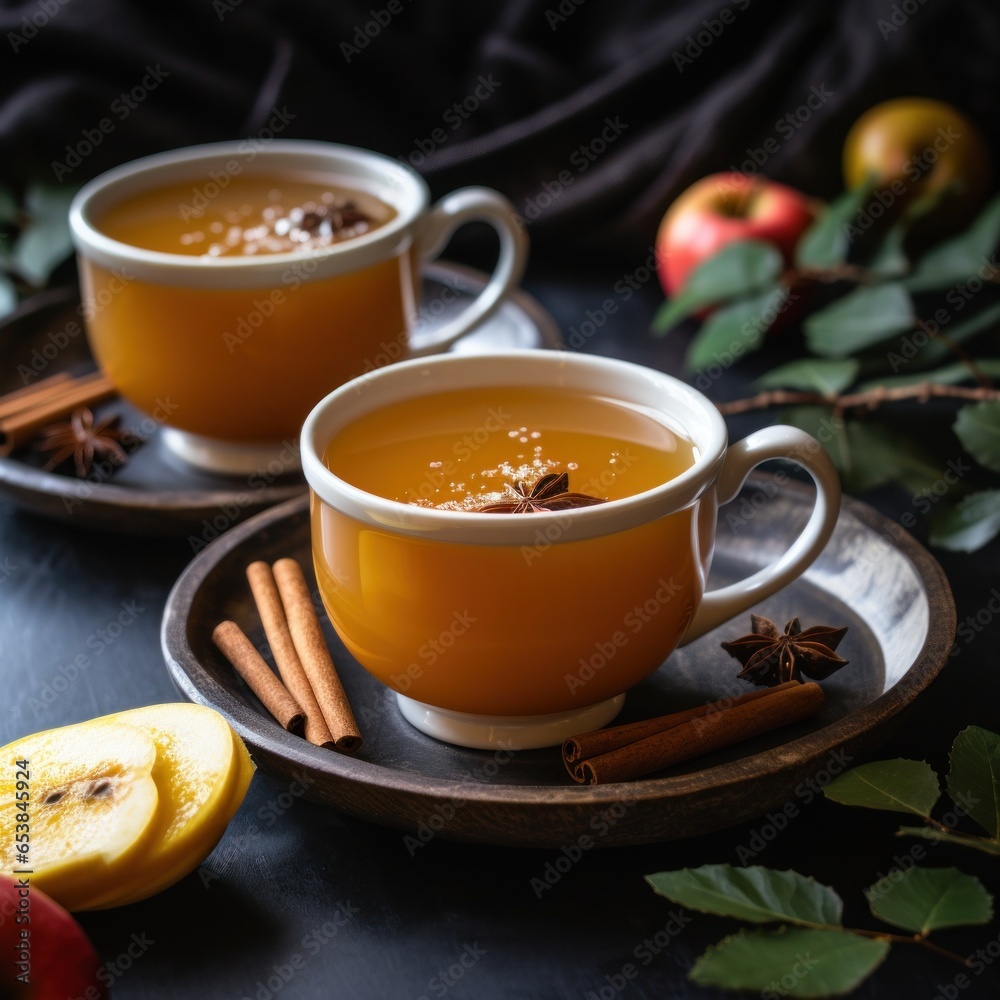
(680, 425, 841, 644)
(406, 187, 529, 357)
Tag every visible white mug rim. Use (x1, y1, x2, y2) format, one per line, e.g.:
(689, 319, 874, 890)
(301, 350, 730, 545)
(69, 140, 430, 287)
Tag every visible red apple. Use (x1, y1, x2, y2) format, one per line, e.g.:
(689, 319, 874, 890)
(656, 172, 816, 298)
(0, 875, 107, 999)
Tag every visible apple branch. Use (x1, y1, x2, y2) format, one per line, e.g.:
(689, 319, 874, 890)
(716, 381, 1000, 417)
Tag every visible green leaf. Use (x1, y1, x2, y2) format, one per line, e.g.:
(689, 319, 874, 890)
(867, 222, 910, 278)
(805, 284, 914, 357)
(866, 866, 993, 934)
(823, 759, 940, 817)
(931, 490, 1000, 552)
(954, 401, 1000, 472)
(897, 826, 1000, 856)
(841, 421, 942, 494)
(796, 181, 875, 268)
(645, 864, 841, 926)
(948, 726, 1000, 838)
(755, 358, 859, 395)
(883, 300, 1000, 372)
(12, 182, 77, 286)
(690, 927, 888, 998)
(773, 407, 943, 496)
(907, 194, 1000, 292)
(652, 239, 783, 333)
(0, 272, 16, 318)
(685, 286, 788, 371)
(857, 359, 1000, 392)
(864, 186, 954, 279)
(0, 185, 17, 226)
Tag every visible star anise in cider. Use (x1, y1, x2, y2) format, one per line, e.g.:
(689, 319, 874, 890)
(34, 407, 132, 478)
(475, 472, 607, 513)
(721, 614, 849, 687)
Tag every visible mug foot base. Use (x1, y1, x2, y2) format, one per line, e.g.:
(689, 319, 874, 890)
(395, 693, 626, 750)
(161, 428, 300, 476)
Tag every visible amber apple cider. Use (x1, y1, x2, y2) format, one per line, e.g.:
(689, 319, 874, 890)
(82, 174, 413, 442)
(313, 387, 711, 716)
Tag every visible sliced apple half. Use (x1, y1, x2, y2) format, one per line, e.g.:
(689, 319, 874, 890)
(80, 704, 255, 910)
(0, 720, 159, 912)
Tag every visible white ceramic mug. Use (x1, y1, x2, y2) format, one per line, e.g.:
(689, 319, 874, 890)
(70, 140, 529, 473)
(301, 351, 842, 749)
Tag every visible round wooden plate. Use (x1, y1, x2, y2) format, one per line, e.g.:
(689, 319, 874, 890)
(161, 478, 955, 847)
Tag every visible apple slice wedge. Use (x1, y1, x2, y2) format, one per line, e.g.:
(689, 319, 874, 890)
(0, 721, 160, 912)
(78, 704, 255, 910)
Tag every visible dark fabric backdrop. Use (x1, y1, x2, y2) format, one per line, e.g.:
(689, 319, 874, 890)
(0, 0, 997, 260)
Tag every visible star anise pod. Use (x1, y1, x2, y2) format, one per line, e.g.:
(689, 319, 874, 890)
(34, 407, 131, 478)
(475, 472, 606, 514)
(720, 614, 849, 687)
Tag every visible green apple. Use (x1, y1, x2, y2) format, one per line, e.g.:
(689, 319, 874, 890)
(842, 97, 992, 234)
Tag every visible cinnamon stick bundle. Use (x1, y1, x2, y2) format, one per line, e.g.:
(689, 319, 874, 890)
(246, 561, 338, 750)
(0, 372, 73, 420)
(563, 681, 801, 777)
(212, 620, 305, 735)
(272, 558, 362, 753)
(566, 682, 825, 786)
(0, 370, 115, 455)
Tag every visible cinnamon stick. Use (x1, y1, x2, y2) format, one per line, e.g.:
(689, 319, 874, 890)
(0, 371, 73, 420)
(563, 681, 801, 777)
(212, 620, 305, 735)
(246, 561, 336, 750)
(272, 557, 362, 754)
(0, 370, 115, 456)
(574, 682, 825, 785)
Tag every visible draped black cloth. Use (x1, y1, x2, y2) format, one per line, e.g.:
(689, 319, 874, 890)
(0, 0, 996, 260)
